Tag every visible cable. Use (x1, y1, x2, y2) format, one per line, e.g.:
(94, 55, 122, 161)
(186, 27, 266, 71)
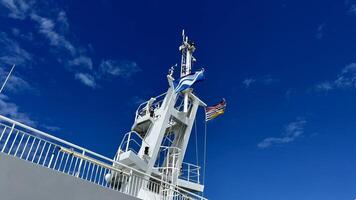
(203, 107, 207, 186)
(194, 118, 199, 168)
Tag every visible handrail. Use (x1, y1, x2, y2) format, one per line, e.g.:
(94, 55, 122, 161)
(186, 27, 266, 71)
(60, 147, 131, 177)
(0, 115, 206, 200)
(180, 162, 201, 184)
(117, 131, 149, 155)
(135, 92, 167, 120)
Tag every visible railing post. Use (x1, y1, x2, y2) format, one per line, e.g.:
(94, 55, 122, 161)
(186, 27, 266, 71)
(187, 164, 190, 182)
(197, 166, 200, 184)
(126, 132, 131, 152)
(76, 150, 85, 177)
(0, 127, 8, 142)
(1, 123, 15, 152)
(48, 147, 56, 168)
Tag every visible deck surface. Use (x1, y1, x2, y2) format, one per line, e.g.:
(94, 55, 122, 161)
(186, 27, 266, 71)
(0, 153, 140, 200)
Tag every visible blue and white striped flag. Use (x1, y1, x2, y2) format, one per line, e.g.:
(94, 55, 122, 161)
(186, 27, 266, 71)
(174, 70, 204, 93)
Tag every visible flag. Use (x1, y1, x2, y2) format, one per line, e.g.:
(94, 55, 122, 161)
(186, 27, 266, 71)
(174, 70, 204, 93)
(205, 99, 226, 121)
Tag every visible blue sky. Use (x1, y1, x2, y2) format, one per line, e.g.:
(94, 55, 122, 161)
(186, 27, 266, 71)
(1, 0, 356, 199)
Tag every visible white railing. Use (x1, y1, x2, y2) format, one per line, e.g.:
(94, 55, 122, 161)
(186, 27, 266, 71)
(117, 131, 149, 155)
(0, 115, 206, 200)
(154, 146, 181, 184)
(135, 92, 167, 120)
(180, 162, 201, 184)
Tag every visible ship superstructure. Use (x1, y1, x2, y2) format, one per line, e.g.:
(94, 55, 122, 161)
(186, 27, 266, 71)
(0, 31, 208, 200)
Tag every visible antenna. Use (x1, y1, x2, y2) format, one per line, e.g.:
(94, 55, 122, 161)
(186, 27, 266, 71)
(182, 29, 185, 42)
(0, 64, 16, 94)
(179, 30, 196, 78)
(178, 30, 197, 112)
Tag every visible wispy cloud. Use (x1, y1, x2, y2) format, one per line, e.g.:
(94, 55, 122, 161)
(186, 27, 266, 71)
(68, 56, 93, 70)
(315, 23, 326, 40)
(0, 94, 35, 126)
(75, 73, 96, 89)
(335, 63, 356, 88)
(131, 96, 145, 105)
(0, 0, 33, 19)
(242, 75, 278, 88)
(314, 62, 356, 92)
(315, 81, 333, 92)
(73, 60, 141, 88)
(0, 0, 140, 89)
(99, 60, 141, 78)
(57, 11, 69, 32)
(0, 66, 35, 94)
(242, 78, 256, 88)
(257, 118, 307, 148)
(30, 13, 76, 56)
(11, 28, 34, 41)
(0, 32, 32, 67)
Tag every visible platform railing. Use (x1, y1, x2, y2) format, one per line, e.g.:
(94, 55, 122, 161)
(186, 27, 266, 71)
(117, 131, 149, 155)
(135, 92, 167, 120)
(154, 146, 181, 184)
(180, 162, 201, 184)
(0, 115, 206, 200)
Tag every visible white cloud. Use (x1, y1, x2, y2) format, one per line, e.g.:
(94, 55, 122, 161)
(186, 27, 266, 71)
(11, 28, 34, 41)
(75, 73, 96, 88)
(57, 10, 69, 31)
(242, 78, 256, 88)
(0, 0, 32, 19)
(132, 96, 145, 105)
(0, 67, 34, 94)
(315, 81, 333, 92)
(315, 62, 356, 91)
(0, 32, 32, 67)
(262, 75, 278, 85)
(258, 118, 307, 148)
(99, 60, 141, 78)
(68, 56, 93, 69)
(71, 59, 140, 89)
(242, 75, 278, 88)
(1, 0, 140, 89)
(335, 63, 356, 88)
(30, 13, 76, 56)
(1, 0, 76, 56)
(0, 94, 35, 125)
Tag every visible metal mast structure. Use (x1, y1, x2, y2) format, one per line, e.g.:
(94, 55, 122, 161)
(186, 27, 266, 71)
(179, 30, 196, 113)
(113, 31, 206, 199)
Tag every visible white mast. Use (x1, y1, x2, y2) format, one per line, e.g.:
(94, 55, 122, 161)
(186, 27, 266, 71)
(179, 30, 196, 113)
(114, 31, 206, 199)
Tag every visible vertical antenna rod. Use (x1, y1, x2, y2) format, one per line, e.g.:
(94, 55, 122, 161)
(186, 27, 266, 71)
(179, 30, 196, 112)
(179, 30, 196, 77)
(0, 64, 16, 94)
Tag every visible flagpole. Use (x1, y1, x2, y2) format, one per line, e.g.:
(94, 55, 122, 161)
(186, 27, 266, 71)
(203, 107, 208, 185)
(0, 64, 15, 94)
